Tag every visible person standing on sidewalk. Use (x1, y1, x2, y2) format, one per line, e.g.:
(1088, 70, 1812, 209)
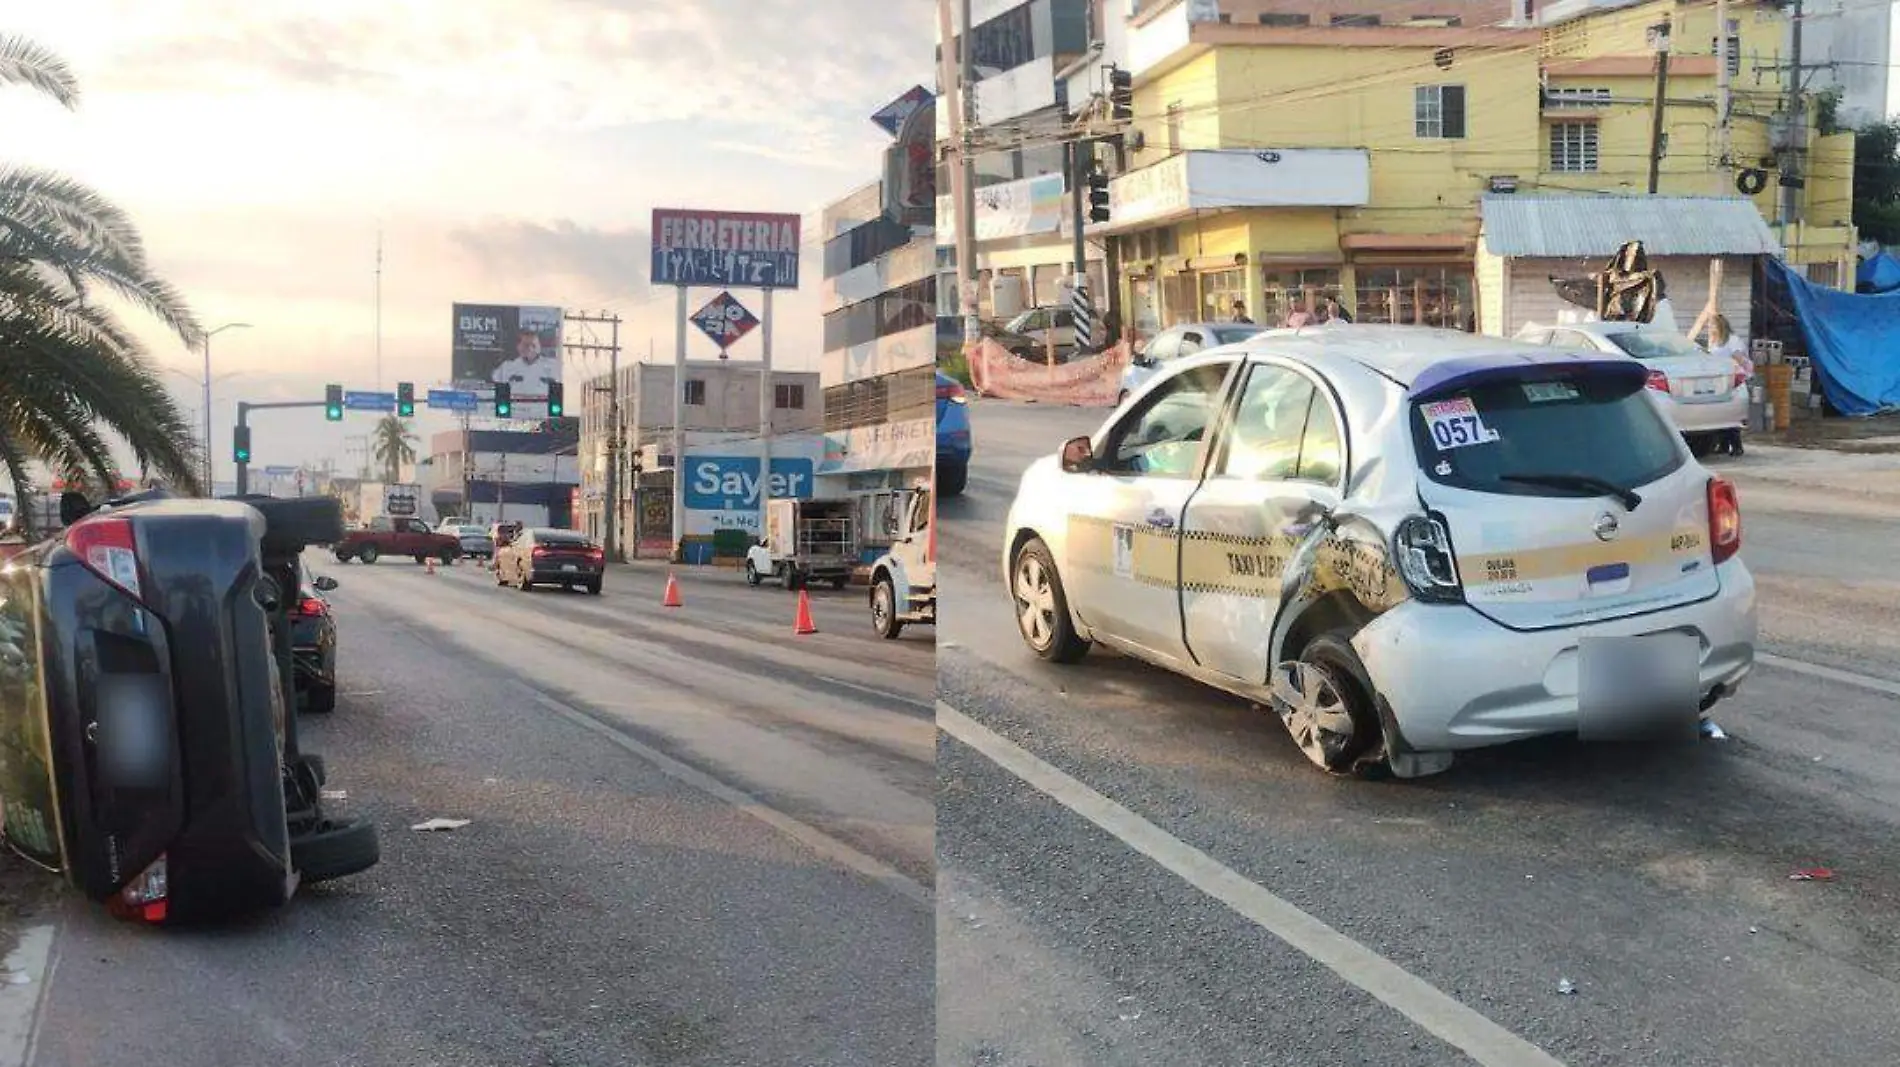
(1708, 315, 1751, 456)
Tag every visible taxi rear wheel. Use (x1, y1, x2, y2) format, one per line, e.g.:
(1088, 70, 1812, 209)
(1012, 538, 1088, 663)
(1273, 631, 1380, 774)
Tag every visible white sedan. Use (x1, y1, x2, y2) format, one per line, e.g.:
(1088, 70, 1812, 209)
(1514, 321, 1747, 456)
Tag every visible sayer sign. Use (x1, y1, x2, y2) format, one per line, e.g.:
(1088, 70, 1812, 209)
(683, 456, 817, 511)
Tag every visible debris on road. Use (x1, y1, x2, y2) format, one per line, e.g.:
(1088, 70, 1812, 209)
(2, 970, 31, 986)
(411, 818, 472, 832)
(1557, 978, 1578, 995)
(1699, 720, 1729, 741)
(1789, 867, 1835, 881)
(320, 789, 348, 801)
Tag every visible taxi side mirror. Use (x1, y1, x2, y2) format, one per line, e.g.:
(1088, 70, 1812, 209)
(1060, 436, 1096, 474)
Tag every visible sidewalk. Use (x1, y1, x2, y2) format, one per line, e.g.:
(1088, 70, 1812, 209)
(1754, 409, 1900, 455)
(1713, 443, 1900, 506)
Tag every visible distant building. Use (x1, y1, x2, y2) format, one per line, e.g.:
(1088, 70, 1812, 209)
(576, 361, 821, 557)
(422, 424, 581, 529)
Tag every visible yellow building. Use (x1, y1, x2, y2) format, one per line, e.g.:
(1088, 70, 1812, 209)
(1096, 0, 1855, 334)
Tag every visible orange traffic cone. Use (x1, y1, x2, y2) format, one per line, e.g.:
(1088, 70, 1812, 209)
(662, 572, 683, 608)
(425, 556, 437, 575)
(793, 589, 817, 635)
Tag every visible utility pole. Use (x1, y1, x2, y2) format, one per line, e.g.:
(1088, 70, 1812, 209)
(1646, 18, 1671, 195)
(942, 0, 981, 343)
(1779, 0, 1805, 226)
(1715, 0, 1732, 184)
(374, 227, 383, 390)
(1069, 139, 1094, 351)
(759, 288, 773, 546)
(565, 310, 624, 560)
(672, 287, 687, 562)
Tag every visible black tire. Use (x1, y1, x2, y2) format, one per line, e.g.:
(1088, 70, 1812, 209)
(291, 817, 380, 884)
(334, 551, 352, 564)
(304, 680, 336, 714)
(358, 544, 379, 565)
(1279, 630, 1383, 774)
(872, 577, 903, 639)
(439, 551, 456, 566)
(1687, 433, 1718, 459)
(1010, 537, 1089, 662)
(939, 460, 968, 498)
(586, 579, 602, 595)
(831, 576, 848, 591)
(413, 554, 428, 565)
(746, 560, 762, 586)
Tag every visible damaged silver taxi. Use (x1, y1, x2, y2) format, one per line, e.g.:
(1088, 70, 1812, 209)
(1001, 325, 1757, 777)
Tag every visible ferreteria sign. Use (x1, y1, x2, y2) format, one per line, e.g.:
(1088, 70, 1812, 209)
(650, 209, 802, 290)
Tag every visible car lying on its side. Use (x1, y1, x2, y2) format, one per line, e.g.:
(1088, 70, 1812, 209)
(1003, 324, 1755, 777)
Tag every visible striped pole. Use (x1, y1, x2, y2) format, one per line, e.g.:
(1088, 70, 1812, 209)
(1070, 274, 1094, 352)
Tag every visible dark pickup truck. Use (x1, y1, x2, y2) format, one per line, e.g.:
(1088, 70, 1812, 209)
(332, 516, 460, 565)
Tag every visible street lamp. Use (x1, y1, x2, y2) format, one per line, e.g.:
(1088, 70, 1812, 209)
(202, 322, 251, 492)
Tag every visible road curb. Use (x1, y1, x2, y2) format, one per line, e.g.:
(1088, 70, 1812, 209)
(0, 924, 56, 1067)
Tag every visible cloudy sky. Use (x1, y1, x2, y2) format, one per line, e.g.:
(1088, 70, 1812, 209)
(4, 0, 931, 483)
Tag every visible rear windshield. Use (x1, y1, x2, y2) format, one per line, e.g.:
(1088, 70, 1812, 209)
(1411, 373, 1684, 498)
(536, 531, 588, 545)
(1606, 331, 1705, 361)
(1211, 326, 1265, 345)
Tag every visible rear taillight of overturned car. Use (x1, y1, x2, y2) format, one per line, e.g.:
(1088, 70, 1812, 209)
(66, 516, 142, 600)
(1394, 514, 1463, 603)
(1707, 476, 1742, 564)
(106, 853, 169, 924)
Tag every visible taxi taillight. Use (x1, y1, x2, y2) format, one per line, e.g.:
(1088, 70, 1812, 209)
(1708, 476, 1741, 564)
(106, 854, 169, 924)
(66, 515, 143, 600)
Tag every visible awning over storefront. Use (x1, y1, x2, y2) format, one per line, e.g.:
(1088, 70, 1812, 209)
(1086, 148, 1371, 237)
(1479, 195, 1784, 258)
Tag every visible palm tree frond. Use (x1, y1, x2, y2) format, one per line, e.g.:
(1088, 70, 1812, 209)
(0, 36, 79, 110)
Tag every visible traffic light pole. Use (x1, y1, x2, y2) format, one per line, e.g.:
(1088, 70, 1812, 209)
(1069, 138, 1093, 351)
(233, 400, 329, 496)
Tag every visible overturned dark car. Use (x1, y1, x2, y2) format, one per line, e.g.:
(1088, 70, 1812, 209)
(0, 489, 377, 924)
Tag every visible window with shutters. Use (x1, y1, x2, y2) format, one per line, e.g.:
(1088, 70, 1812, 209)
(1549, 121, 1599, 172)
(1414, 85, 1466, 139)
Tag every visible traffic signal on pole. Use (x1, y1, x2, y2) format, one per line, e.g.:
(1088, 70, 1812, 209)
(1109, 66, 1133, 121)
(1088, 169, 1111, 224)
(493, 382, 512, 418)
(397, 381, 415, 417)
(233, 425, 251, 464)
(546, 381, 564, 418)
(325, 384, 343, 421)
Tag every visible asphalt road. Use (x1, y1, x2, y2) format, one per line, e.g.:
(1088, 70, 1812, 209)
(10, 558, 934, 1067)
(937, 399, 1900, 1066)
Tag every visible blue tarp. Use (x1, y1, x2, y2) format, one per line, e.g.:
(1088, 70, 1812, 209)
(1856, 251, 1900, 293)
(1766, 259, 1900, 417)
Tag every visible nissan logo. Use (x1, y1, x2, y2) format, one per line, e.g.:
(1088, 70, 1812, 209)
(1593, 512, 1620, 542)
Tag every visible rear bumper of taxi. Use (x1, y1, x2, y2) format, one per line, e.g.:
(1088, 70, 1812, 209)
(1354, 560, 1757, 753)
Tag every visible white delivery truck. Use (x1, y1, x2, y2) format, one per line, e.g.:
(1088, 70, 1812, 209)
(868, 486, 934, 639)
(744, 498, 856, 591)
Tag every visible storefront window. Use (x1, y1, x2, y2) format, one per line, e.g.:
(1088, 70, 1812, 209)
(1032, 264, 1066, 307)
(1355, 265, 1476, 330)
(1161, 272, 1196, 328)
(1199, 268, 1248, 322)
(1261, 268, 1343, 325)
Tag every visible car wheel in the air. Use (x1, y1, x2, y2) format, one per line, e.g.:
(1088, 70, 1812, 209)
(1273, 629, 1383, 775)
(1010, 537, 1088, 663)
(872, 577, 902, 639)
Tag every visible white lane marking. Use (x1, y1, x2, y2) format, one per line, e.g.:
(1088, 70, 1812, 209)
(526, 688, 932, 909)
(1757, 653, 1900, 699)
(0, 925, 56, 1067)
(937, 701, 1568, 1067)
(812, 675, 934, 712)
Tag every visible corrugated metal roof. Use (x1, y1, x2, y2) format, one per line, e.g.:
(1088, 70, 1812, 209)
(1479, 195, 1784, 258)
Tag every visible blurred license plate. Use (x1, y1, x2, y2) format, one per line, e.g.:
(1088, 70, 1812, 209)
(562, 563, 578, 572)
(1577, 633, 1699, 742)
(1691, 378, 1718, 396)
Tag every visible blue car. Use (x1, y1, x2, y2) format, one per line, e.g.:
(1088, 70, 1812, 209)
(936, 370, 971, 497)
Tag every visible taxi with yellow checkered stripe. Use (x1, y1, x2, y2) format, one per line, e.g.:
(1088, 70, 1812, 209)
(1002, 324, 1755, 777)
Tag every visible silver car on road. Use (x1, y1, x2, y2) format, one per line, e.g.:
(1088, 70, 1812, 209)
(1119, 322, 1267, 403)
(1003, 325, 1757, 777)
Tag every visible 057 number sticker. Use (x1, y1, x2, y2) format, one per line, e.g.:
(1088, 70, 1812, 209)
(1421, 398, 1501, 451)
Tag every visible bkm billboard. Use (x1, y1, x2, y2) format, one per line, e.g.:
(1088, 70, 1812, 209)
(451, 304, 564, 391)
(651, 209, 801, 290)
